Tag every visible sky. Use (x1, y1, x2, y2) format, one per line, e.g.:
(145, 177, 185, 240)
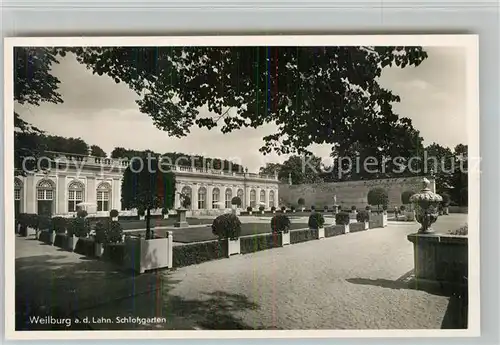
(15, 46, 468, 173)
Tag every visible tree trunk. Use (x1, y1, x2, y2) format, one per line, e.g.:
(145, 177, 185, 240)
(146, 207, 153, 240)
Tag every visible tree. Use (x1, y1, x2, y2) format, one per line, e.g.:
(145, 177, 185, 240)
(451, 144, 468, 206)
(440, 192, 451, 207)
(121, 157, 176, 239)
(14, 46, 428, 175)
(231, 196, 242, 207)
(259, 163, 282, 178)
(261, 155, 324, 185)
(401, 190, 415, 205)
(90, 145, 107, 157)
(367, 188, 389, 211)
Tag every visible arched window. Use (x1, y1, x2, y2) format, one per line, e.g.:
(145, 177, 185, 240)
(181, 186, 192, 209)
(14, 178, 23, 216)
(250, 189, 256, 208)
(97, 182, 111, 212)
(212, 188, 220, 209)
(225, 188, 233, 208)
(260, 190, 266, 206)
(269, 190, 275, 208)
(68, 181, 85, 212)
(198, 187, 206, 209)
(37, 179, 55, 216)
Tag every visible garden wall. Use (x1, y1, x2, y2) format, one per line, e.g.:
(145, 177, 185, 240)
(279, 176, 434, 209)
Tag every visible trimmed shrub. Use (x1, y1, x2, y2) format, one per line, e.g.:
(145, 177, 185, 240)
(137, 206, 146, 217)
(110, 209, 119, 218)
(52, 217, 68, 234)
(271, 214, 291, 233)
(281, 206, 286, 212)
(335, 212, 350, 225)
(324, 205, 329, 211)
(311, 205, 316, 211)
(308, 212, 325, 229)
(356, 210, 370, 223)
(400, 205, 406, 212)
(77, 209, 88, 218)
(241, 233, 282, 254)
(161, 207, 169, 215)
(68, 216, 91, 238)
(271, 206, 276, 212)
(259, 205, 265, 212)
(231, 196, 242, 207)
(37, 216, 52, 231)
(246, 206, 253, 212)
(367, 188, 389, 209)
(401, 190, 415, 205)
(297, 198, 305, 206)
(449, 224, 468, 236)
(382, 205, 388, 211)
(94, 220, 107, 244)
(107, 221, 124, 243)
(365, 205, 371, 211)
(441, 193, 451, 207)
(173, 240, 228, 268)
(212, 213, 242, 240)
(349, 222, 366, 233)
(325, 225, 345, 237)
(351, 205, 357, 211)
(290, 229, 319, 244)
(291, 206, 296, 212)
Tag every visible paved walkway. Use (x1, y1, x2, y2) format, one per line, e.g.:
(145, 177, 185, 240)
(15, 214, 467, 330)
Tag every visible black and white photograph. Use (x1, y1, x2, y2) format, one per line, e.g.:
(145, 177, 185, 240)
(4, 35, 479, 338)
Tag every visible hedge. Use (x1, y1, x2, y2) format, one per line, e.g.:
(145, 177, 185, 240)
(74, 237, 97, 257)
(173, 240, 228, 268)
(240, 233, 282, 254)
(290, 229, 319, 244)
(349, 222, 366, 233)
(103, 243, 125, 265)
(325, 225, 345, 237)
(53, 233, 67, 248)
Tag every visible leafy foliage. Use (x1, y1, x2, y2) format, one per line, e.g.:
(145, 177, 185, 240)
(356, 210, 369, 222)
(367, 188, 389, 209)
(335, 212, 350, 225)
(110, 209, 119, 218)
(90, 145, 107, 157)
(246, 206, 253, 212)
(401, 190, 416, 205)
(69, 46, 428, 156)
(77, 209, 88, 218)
(259, 205, 265, 211)
(51, 216, 68, 234)
(308, 212, 325, 229)
(297, 198, 305, 206)
(441, 192, 451, 207)
(181, 195, 191, 209)
(211, 213, 242, 240)
(231, 196, 242, 206)
(68, 216, 91, 238)
(270, 214, 291, 233)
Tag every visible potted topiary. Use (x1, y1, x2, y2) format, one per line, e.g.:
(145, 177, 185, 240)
(94, 220, 107, 257)
(311, 205, 316, 212)
(324, 205, 329, 212)
(350, 205, 357, 219)
(68, 216, 91, 252)
(335, 212, 350, 233)
(259, 205, 265, 214)
(52, 216, 68, 247)
(137, 206, 146, 220)
(291, 206, 296, 213)
(308, 212, 326, 239)
(365, 205, 371, 214)
(247, 206, 253, 215)
(271, 214, 291, 246)
(77, 209, 88, 218)
(441, 193, 451, 215)
(162, 207, 169, 219)
(356, 210, 370, 230)
(281, 206, 287, 213)
(271, 206, 276, 214)
(211, 213, 242, 257)
(298, 198, 305, 212)
(110, 209, 119, 221)
(36, 215, 52, 241)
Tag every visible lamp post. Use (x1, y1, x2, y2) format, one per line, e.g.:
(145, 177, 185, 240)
(409, 177, 443, 233)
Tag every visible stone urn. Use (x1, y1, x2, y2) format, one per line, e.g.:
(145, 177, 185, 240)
(409, 178, 443, 233)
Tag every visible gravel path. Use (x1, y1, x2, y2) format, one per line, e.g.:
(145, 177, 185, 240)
(163, 214, 467, 329)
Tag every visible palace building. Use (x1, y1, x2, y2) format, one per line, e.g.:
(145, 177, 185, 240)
(14, 152, 280, 218)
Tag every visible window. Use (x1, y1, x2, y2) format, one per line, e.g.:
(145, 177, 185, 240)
(68, 181, 85, 212)
(225, 188, 233, 208)
(269, 190, 275, 208)
(37, 179, 55, 216)
(250, 189, 256, 208)
(198, 187, 206, 209)
(97, 182, 111, 212)
(212, 188, 220, 209)
(14, 178, 22, 216)
(260, 190, 266, 206)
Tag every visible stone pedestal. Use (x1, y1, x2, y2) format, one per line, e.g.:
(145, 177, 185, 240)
(407, 233, 468, 286)
(174, 208, 189, 228)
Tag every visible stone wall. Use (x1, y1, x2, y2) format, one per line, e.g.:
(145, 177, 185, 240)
(278, 176, 435, 209)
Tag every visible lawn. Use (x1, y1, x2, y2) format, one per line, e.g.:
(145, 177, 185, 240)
(89, 217, 214, 230)
(126, 222, 310, 243)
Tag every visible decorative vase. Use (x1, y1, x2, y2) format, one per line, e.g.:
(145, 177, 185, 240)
(410, 178, 443, 234)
